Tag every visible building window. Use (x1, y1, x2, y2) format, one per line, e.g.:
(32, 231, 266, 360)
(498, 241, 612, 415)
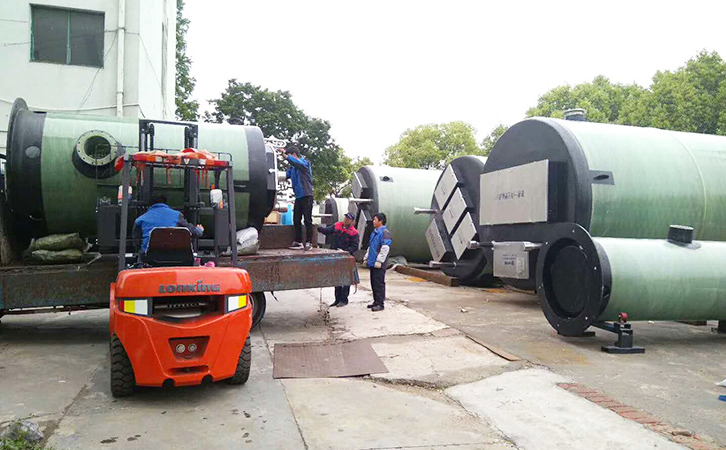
(31, 6, 105, 67)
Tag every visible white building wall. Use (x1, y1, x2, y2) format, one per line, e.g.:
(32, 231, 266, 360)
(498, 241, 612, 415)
(0, 0, 176, 153)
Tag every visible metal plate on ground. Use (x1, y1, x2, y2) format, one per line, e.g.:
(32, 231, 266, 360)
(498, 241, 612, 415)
(273, 341, 388, 379)
(434, 164, 460, 209)
(442, 188, 468, 234)
(480, 159, 549, 225)
(425, 220, 448, 262)
(451, 213, 477, 259)
(493, 242, 531, 279)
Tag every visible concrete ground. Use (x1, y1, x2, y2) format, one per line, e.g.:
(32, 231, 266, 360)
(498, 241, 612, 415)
(0, 268, 714, 449)
(367, 270, 726, 448)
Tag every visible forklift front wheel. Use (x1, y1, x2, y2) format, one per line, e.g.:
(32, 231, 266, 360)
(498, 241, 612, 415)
(110, 335, 136, 397)
(250, 292, 267, 329)
(227, 336, 251, 385)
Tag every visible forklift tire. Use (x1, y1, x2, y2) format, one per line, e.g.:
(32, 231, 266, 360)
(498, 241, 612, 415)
(250, 292, 267, 329)
(227, 336, 251, 385)
(110, 335, 136, 397)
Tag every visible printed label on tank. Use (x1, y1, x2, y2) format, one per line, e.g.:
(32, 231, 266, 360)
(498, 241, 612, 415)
(425, 220, 448, 262)
(443, 188, 468, 234)
(480, 159, 549, 225)
(434, 165, 460, 209)
(451, 213, 477, 259)
(493, 242, 531, 279)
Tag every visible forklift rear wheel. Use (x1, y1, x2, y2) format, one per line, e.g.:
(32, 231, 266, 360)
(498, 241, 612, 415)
(110, 335, 136, 397)
(227, 336, 251, 385)
(250, 292, 267, 329)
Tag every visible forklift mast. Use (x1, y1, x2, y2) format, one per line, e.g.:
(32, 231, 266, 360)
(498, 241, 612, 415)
(114, 119, 238, 272)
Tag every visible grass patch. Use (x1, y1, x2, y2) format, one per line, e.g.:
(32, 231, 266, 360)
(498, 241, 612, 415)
(0, 433, 45, 450)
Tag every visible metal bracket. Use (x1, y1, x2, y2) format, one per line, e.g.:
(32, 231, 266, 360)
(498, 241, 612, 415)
(467, 241, 494, 250)
(413, 208, 438, 215)
(429, 261, 457, 268)
(348, 198, 374, 204)
(592, 317, 645, 354)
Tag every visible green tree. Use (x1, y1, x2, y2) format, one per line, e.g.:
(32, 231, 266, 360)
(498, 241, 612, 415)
(480, 124, 508, 156)
(527, 51, 726, 136)
(526, 75, 644, 123)
(208, 80, 349, 201)
(383, 121, 483, 169)
(175, 0, 199, 121)
(619, 51, 726, 135)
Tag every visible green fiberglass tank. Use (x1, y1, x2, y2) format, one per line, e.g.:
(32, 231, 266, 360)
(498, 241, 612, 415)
(481, 117, 726, 243)
(478, 117, 726, 290)
(351, 166, 442, 263)
(6, 99, 275, 247)
(538, 223, 726, 336)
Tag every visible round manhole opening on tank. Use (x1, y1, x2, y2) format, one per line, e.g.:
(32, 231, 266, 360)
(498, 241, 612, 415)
(74, 130, 119, 167)
(543, 239, 591, 319)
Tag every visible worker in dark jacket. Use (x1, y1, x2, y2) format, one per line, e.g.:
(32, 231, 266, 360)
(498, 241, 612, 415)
(133, 195, 204, 253)
(278, 143, 314, 251)
(364, 212, 392, 312)
(317, 212, 360, 307)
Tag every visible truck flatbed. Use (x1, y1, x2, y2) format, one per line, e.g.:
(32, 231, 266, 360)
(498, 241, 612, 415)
(0, 248, 354, 314)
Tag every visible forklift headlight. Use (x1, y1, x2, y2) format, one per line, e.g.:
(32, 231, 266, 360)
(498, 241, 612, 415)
(225, 295, 248, 313)
(119, 299, 150, 316)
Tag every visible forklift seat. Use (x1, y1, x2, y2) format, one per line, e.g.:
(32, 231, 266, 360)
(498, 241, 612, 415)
(144, 227, 194, 267)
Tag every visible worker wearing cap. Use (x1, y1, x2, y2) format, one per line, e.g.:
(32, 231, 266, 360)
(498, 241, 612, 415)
(317, 212, 360, 307)
(278, 143, 314, 251)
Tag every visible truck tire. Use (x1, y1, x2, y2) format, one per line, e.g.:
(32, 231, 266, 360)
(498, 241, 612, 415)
(250, 292, 267, 329)
(110, 335, 136, 397)
(227, 336, 251, 385)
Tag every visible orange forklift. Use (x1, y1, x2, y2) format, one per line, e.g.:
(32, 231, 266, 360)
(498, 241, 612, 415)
(106, 120, 252, 397)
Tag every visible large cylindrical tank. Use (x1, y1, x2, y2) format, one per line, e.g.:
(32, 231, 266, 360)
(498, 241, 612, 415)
(537, 223, 726, 336)
(483, 118, 726, 242)
(480, 117, 726, 289)
(351, 166, 441, 263)
(318, 197, 351, 226)
(6, 99, 275, 246)
(425, 156, 491, 284)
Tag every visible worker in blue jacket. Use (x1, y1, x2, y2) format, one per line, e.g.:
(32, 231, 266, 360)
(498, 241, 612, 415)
(133, 195, 204, 253)
(278, 143, 314, 250)
(317, 212, 360, 307)
(363, 212, 392, 312)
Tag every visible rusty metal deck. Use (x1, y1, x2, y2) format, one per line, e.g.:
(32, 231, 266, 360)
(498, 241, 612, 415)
(224, 248, 355, 293)
(0, 256, 118, 311)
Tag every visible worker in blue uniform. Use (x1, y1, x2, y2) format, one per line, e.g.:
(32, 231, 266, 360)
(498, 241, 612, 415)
(133, 195, 204, 253)
(364, 212, 392, 312)
(278, 143, 314, 251)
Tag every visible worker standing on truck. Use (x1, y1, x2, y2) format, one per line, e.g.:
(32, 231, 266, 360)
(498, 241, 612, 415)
(133, 195, 204, 254)
(278, 143, 314, 251)
(317, 212, 360, 307)
(364, 213, 392, 312)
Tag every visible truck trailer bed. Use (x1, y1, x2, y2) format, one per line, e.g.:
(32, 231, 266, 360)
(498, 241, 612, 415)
(0, 248, 355, 313)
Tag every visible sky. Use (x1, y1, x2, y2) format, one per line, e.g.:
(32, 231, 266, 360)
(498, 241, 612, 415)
(185, 0, 726, 163)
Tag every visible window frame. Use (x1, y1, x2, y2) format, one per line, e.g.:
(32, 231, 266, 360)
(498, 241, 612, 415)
(30, 4, 106, 68)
